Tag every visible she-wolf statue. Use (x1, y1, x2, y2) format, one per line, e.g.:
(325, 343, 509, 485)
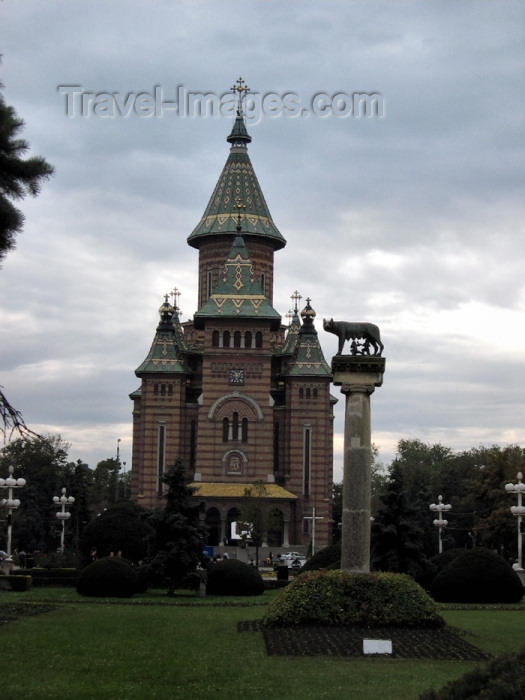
(323, 318, 384, 356)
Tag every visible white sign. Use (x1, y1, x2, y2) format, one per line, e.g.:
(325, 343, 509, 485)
(363, 639, 392, 655)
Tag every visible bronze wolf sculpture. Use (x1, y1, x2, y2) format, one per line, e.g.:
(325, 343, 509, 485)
(323, 318, 384, 356)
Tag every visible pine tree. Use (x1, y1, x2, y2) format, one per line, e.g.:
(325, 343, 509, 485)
(371, 463, 433, 580)
(0, 90, 54, 260)
(144, 459, 207, 595)
(1, 87, 54, 440)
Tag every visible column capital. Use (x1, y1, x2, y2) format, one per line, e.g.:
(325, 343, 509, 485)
(341, 383, 376, 395)
(332, 355, 385, 391)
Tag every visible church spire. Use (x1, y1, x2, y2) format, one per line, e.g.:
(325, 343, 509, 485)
(226, 77, 252, 149)
(281, 298, 332, 377)
(187, 78, 285, 250)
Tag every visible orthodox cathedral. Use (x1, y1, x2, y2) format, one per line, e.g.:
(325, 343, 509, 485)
(130, 85, 335, 549)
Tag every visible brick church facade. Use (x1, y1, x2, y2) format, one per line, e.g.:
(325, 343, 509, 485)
(130, 98, 335, 549)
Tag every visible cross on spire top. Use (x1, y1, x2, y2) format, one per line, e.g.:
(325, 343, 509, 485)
(170, 287, 181, 314)
(231, 76, 250, 115)
(291, 290, 302, 312)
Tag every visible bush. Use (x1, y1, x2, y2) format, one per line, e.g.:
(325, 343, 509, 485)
(420, 645, 525, 699)
(430, 547, 523, 604)
(301, 544, 341, 572)
(79, 501, 152, 565)
(77, 556, 138, 598)
(417, 549, 466, 591)
(206, 559, 264, 596)
(263, 569, 444, 628)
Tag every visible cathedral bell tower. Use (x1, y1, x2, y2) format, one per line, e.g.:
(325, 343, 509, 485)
(130, 79, 335, 550)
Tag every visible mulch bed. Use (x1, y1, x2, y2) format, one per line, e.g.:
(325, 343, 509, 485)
(238, 620, 491, 660)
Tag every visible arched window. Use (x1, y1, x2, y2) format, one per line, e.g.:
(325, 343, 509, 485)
(154, 384, 159, 396)
(223, 331, 231, 348)
(161, 384, 166, 396)
(212, 330, 220, 347)
(232, 412, 239, 441)
(306, 388, 311, 399)
(242, 417, 248, 443)
(222, 417, 229, 442)
(299, 388, 304, 399)
(313, 388, 318, 399)
(245, 331, 252, 348)
(255, 331, 263, 348)
(234, 331, 241, 348)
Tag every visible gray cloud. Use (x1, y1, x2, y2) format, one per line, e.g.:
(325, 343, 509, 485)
(1, 0, 524, 475)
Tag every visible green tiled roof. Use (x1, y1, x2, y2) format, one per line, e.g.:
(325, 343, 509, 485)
(187, 117, 286, 250)
(194, 234, 281, 328)
(135, 299, 191, 376)
(282, 301, 332, 377)
(279, 309, 301, 356)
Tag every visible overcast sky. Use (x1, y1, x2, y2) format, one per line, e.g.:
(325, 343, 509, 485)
(1, 1, 524, 482)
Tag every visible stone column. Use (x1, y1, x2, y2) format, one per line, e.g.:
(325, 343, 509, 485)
(332, 356, 385, 572)
(283, 519, 290, 547)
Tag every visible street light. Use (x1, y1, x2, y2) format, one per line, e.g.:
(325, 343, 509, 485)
(0, 465, 26, 561)
(505, 472, 525, 571)
(430, 495, 451, 554)
(53, 487, 75, 550)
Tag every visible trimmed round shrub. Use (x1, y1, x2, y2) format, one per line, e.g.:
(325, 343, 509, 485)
(79, 502, 152, 565)
(430, 548, 466, 573)
(77, 556, 138, 598)
(430, 547, 523, 604)
(263, 569, 444, 628)
(416, 548, 465, 591)
(301, 543, 341, 572)
(420, 645, 525, 699)
(206, 559, 264, 596)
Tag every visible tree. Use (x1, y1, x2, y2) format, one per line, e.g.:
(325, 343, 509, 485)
(0, 435, 71, 553)
(90, 457, 123, 512)
(237, 481, 276, 569)
(0, 385, 40, 442)
(143, 459, 207, 595)
(79, 501, 152, 565)
(371, 463, 433, 580)
(68, 459, 94, 554)
(1, 86, 54, 445)
(0, 87, 54, 261)
(390, 439, 479, 553)
(467, 444, 525, 557)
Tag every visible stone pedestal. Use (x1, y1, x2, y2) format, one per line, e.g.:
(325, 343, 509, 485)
(332, 356, 385, 572)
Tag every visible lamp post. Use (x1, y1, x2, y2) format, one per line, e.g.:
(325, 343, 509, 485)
(505, 472, 525, 570)
(53, 487, 75, 550)
(430, 495, 451, 554)
(0, 466, 26, 560)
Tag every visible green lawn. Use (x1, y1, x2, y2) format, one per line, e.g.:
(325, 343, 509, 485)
(1, 589, 525, 700)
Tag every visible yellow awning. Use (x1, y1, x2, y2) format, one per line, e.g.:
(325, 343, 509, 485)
(190, 482, 297, 500)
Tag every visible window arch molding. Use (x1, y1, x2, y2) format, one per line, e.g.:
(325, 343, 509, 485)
(208, 393, 264, 421)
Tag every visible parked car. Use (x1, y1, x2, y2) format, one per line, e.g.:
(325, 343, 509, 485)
(274, 552, 307, 570)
